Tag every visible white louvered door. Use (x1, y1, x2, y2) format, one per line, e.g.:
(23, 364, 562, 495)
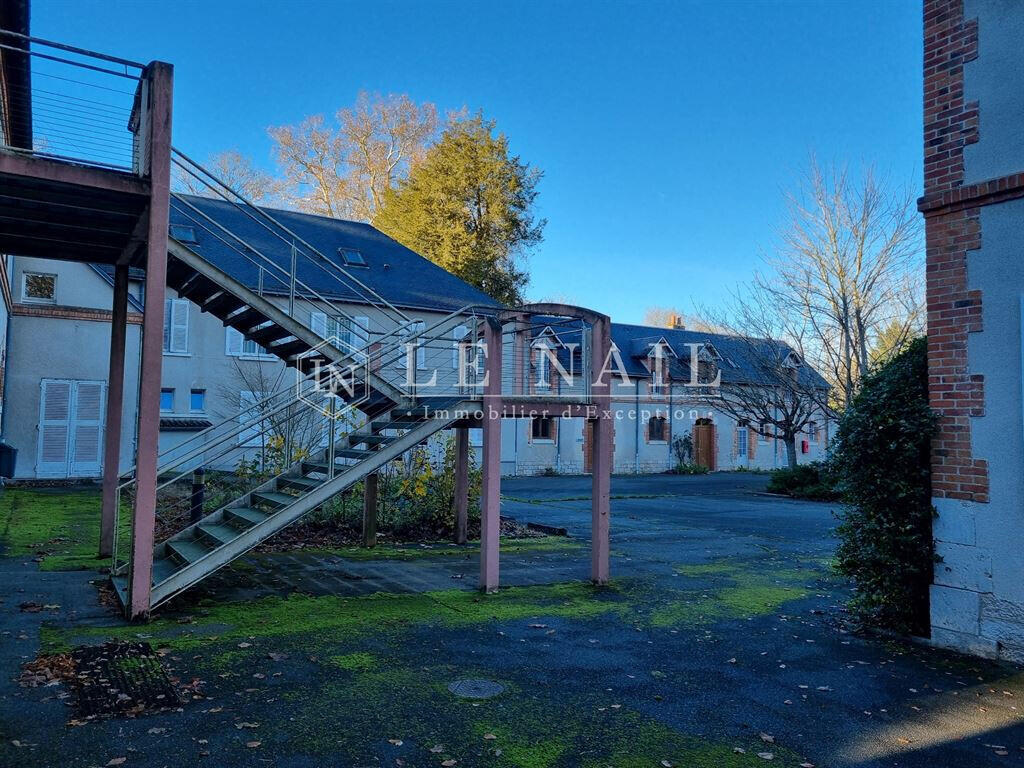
(70, 381, 105, 476)
(37, 379, 105, 478)
(38, 379, 72, 477)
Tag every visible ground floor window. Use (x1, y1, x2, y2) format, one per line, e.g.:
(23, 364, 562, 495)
(531, 416, 556, 442)
(737, 422, 748, 457)
(648, 415, 667, 442)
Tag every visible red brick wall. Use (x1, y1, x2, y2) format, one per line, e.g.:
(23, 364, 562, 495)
(922, 0, 987, 502)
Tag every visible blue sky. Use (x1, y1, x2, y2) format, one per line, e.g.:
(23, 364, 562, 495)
(34, 0, 923, 323)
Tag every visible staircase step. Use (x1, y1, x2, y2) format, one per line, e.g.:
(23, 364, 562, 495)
(166, 537, 214, 566)
(349, 433, 389, 447)
(198, 523, 240, 546)
(227, 307, 268, 331)
(151, 557, 179, 585)
(249, 324, 291, 346)
(224, 506, 269, 529)
(371, 419, 422, 432)
(335, 448, 373, 460)
(251, 491, 295, 509)
(278, 475, 321, 492)
(203, 292, 244, 317)
(269, 338, 310, 358)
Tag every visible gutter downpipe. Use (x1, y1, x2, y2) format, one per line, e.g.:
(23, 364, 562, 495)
(634, 380, 640, 475)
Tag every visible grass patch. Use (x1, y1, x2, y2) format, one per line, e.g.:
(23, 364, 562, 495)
(645, 558, 822, 628)
(0, 488, 109, 571)
(314, 535, 582, 561)
(42, 581, 625, 654)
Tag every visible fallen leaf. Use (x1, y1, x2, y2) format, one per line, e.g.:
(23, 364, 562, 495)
(661, 761, 674, 767)
(759, 733, 775, 744)
(267, 652, 288, 662)
(483, 733, 497, 740)
(235, 722, 259, 729)
(237, 642, 251, 649)
(441, 761, 457, 767)
(107, 760, 127, 767)
(430, 745, 444, 753)
(757, 753, 774, 761)
(388, 739, 403, 746)
(246, 741, 261, 748)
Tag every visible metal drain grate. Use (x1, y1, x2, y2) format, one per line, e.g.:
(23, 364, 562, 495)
(448, 679, 505, 699)
(70, 642, 181, 718)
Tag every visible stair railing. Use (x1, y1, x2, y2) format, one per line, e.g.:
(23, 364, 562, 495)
(110, 305, 492, 578)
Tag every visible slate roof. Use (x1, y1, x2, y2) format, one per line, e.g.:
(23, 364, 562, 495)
(608, 322, 830, 390)
(166, 195, 501, 314)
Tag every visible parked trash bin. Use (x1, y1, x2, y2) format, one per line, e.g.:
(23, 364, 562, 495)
(0, 443, 17, 478)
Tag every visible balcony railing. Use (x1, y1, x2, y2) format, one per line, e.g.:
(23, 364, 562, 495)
(0, 29, 145, 172)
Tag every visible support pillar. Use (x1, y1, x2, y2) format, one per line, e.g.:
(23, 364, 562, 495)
(589, 315, 612, 585)
(454, 426, 469, 545)
(128, 61, 173, 620)
(99, 262, 129, 557)
(362, 471, 378, 547)
(479, 318, 502, 592)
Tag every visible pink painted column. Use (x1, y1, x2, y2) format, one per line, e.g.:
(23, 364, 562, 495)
(479, 318, 502, 592)
(589, 315, 612, 584)
(128, 61, 173, 620)
(99, 263, 130, 557)
(454, 426, 469, 545)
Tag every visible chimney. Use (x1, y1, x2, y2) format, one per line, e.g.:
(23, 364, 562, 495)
(670, 314, 686, 330)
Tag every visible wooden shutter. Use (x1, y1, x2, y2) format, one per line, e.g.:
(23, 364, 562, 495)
(38, 379, 71, 477)
(747, 427, 757, 460)
(225, 327, 243, 357)
(452, 325, 468, 368)
(170, 300, 188, 353)
(70, 381, 105, 476)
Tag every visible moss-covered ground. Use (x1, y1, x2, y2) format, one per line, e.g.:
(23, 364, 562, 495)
(0, 487, 110, 571)
(5, 481, 846, 767)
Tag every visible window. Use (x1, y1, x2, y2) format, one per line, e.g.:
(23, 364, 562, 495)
(225, 327, 274, 359)
(737, 423, 748, 456)
(648, 415, 667, 442)
(190, 389, 206, 413)
(759, 422, 771, 443)
(22, 272, 56, 303)
(163, 298, 189, 354)
(160, 388, 175, 412)
(169, 224, 198, 244)
(534, 345, 552, 388)
(650, 367, 667, 396)
(808, 421, 819, 441)
(338, 248, 367, 267)
(531, 416, 556, 442)
(310, 312, 369, 355)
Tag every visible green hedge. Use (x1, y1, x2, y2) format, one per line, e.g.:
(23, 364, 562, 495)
(766, 462, 839, 500)
(831, 337, 937, 635)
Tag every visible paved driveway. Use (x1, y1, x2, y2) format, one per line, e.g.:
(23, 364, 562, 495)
(3, 475, 1024, 768)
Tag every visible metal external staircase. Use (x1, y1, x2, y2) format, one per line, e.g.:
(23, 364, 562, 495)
(137, 398, 474, 609)
(110, 150, 488, 613)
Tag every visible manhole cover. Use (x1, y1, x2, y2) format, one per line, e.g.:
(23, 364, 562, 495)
(70, 641, 181, 718)
(448, 679, 505, 699)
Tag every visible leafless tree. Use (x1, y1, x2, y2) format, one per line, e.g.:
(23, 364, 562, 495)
(694, 289, 830, 469)
(760, 158, 923, 409)
(215, 360, 335, 472)
(268, 91, 439, 221)
(174, 149, 278, 205)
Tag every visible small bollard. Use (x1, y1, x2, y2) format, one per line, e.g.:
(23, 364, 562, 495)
(190, 468, 205, 523)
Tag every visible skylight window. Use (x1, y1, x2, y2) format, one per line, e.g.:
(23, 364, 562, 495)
(169, 224, 198, 244)
(339, 248, 367, 267)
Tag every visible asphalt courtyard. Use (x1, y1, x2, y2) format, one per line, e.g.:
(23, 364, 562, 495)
(2, 474, 1024, 767)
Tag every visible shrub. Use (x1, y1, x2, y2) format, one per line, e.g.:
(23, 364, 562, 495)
(831, 337, 937, 635)
(767, 462, 839, 501)
(672, 462, 709, 475)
